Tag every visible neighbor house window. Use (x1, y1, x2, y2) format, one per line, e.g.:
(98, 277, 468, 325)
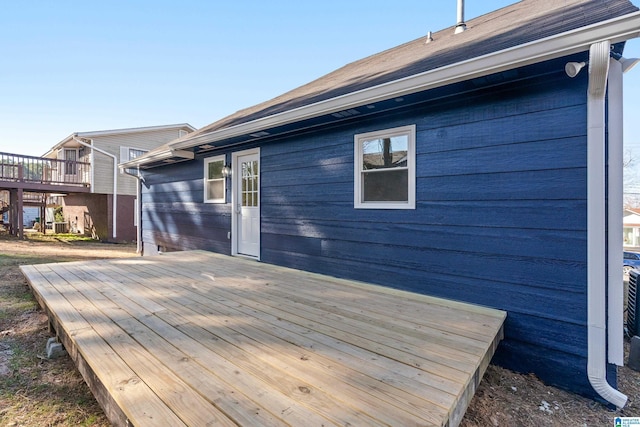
(354, 124, 415, 209)
(64, 149, 78, 176)
(120, 147, 148, 175)
(204, 155, 226, 203)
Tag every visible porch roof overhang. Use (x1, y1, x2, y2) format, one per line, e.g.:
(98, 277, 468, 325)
(126, 9, 640, 170)
(119, 149, 195, 170)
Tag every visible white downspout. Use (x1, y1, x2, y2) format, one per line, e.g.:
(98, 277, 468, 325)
(607, 57, 624, 367)
(72, 136, 118, 240)
(89, 142, 95, 192)
(586, 40, 627, 408)
(120, 166, 143, 254)
(135, 168, 142, 254)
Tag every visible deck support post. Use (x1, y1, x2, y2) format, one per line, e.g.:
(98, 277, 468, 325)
(17, 188, 23, 240)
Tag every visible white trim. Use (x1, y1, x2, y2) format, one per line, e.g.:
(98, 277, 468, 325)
(120, 149, 194, 168)
(203, 155, 227, 204)
(586, 40, 627, 409)
(72, 136, 118, 240)
(354, 125, 416, 210)
(63, 148, 79, 176)
(167, 12, 640, 154)
(607, 57, 624, 367)
(120, 146, 149, 174)
(231, 148, 261, 259)
(43, 123, 196, 158)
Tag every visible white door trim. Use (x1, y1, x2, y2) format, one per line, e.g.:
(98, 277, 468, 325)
(231, 148, 260, 259)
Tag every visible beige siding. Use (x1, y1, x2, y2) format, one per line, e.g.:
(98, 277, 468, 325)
(91, 128, 189, 195)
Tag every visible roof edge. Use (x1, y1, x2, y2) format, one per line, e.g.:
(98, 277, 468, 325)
(120, 149, 194, 169)
(163, 10, 640, 155)
(127, 9, 640, 169)
(43, 123, 196, 157)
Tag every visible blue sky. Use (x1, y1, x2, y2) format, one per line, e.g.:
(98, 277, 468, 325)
(1, 0, 639, 161)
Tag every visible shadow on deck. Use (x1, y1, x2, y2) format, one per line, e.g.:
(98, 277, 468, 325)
(21, 250, 506, 427)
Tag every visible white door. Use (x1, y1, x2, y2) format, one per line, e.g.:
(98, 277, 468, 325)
(233, 150, 260, 258)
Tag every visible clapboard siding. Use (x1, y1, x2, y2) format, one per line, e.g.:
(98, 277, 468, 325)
(261, 200, 586, 230)
(262, 168, 585, 202)
(90, 127, 192, 195)
(257, 248, 587, 342)
(261, 234, 585, 292)
(257, 72, 590, 394)
(141, 158, 232, 253)
(139, 67, 596, 395)
(261, 219, 585, 261)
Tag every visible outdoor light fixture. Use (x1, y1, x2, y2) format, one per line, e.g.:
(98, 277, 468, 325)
(565, 61, 587, 78)
(222, 164, 231, 177)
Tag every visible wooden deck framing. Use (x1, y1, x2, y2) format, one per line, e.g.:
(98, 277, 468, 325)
(21, 250, 506, 427)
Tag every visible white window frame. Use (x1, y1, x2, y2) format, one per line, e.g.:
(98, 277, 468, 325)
(354, 124, 416, 209)
(64, 148, 79, 176)
(204, 155, 227, 204)
(120, 146, 148, 174)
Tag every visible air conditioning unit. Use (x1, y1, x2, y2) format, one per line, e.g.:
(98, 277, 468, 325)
(629, 270, 640, 336)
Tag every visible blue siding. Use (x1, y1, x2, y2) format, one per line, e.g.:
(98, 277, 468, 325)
(259, 71, 593, 394)
(140, 68, 602, 396)
(141, 158, 232, 254)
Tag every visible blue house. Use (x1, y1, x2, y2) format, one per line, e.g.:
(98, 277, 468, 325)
(122, 0, 640, 405)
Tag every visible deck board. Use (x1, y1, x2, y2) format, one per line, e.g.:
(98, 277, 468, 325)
(21, 250, 506, 427)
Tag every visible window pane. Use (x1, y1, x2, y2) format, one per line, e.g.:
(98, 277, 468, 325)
(129, 149, 147, 160)
(207, 180, 224, 200)
(362, 135, 408, 170)
(208, 161, 223, 179)
(65, 149, 77, 175)
(362, 169, 408, 202)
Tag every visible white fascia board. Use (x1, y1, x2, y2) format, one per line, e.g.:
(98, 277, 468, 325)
(77, 123, 196, 138)
(43, 124, 196, 159)
(42, 133, 76, 158)
(119, 149, 194, 168)
(170, 11, 640, 152)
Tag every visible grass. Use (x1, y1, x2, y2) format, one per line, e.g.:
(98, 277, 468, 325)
(24, 232, 98, 244)
(0, 236, 113, 426)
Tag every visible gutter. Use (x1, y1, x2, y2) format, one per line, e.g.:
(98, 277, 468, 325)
(166, 10, 640, 153)
(72, 136, 118, 240)
(120, 148, 194, 170)
(586, 40, 627, 409)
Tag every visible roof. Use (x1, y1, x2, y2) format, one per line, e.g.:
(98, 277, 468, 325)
(43, 123, 196, 157)
(125, 0, 640, 169)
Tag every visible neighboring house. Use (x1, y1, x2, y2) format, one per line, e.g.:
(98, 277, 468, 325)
(121, 0, 640, 406)
(43, 124, 195, 241)
(624, 208, 640, 246)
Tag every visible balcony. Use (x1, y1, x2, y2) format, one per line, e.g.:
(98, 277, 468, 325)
(0, 152, 91, 239)
(0, 151, 91, 192)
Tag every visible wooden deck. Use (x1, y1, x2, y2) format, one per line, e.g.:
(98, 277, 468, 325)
(21, 250, 506, 427)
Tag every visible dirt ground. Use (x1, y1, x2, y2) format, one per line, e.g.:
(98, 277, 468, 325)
(0, 233, 639, 426)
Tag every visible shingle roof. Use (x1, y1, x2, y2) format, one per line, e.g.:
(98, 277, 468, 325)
(125, 0, 640, 168)
(187, 0, 637, 139)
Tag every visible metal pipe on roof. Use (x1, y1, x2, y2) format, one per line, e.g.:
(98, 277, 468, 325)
(455, 0, 466, 34)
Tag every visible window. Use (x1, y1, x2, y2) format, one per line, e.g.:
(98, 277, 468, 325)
(64, 149, 78, 176)
(354, 125, 415, 209)
(120, 147, 148, 175)
(204, 155, 226, 203)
